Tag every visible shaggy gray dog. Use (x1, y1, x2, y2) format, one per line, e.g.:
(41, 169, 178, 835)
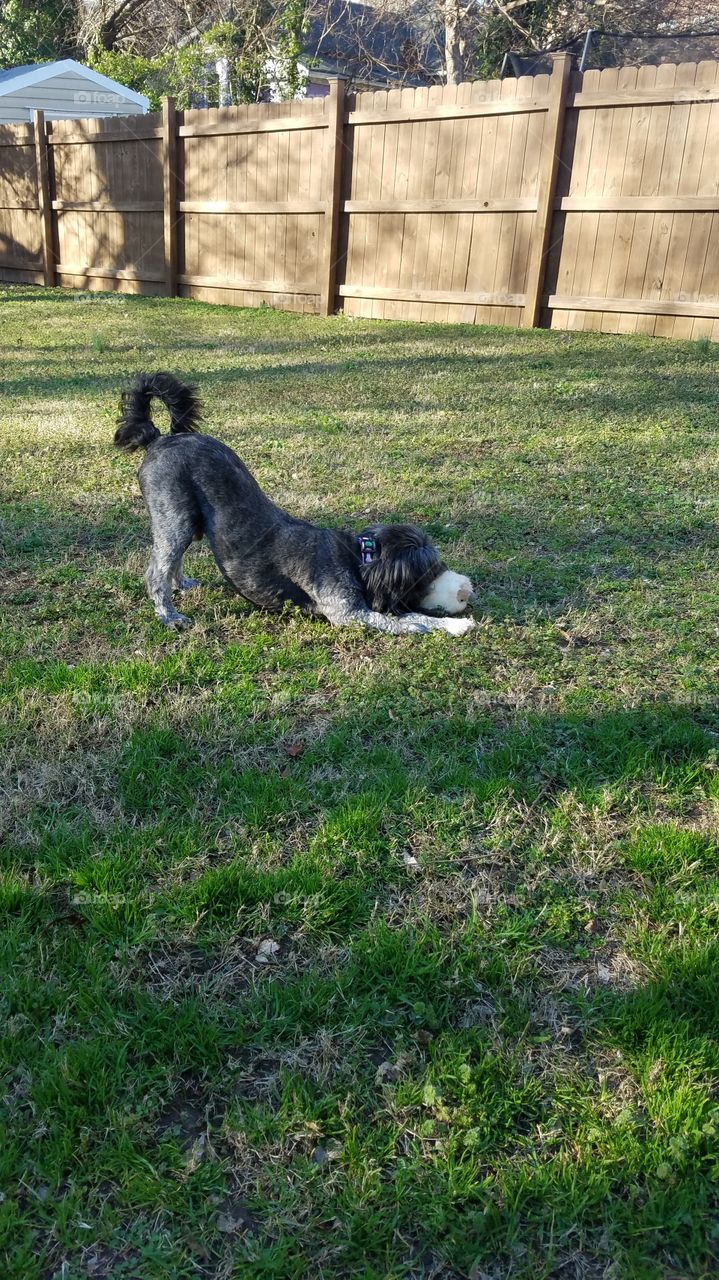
(115, 372, 475, 636)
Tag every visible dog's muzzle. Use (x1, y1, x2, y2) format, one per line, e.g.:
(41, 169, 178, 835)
(419, 570, 475, 615)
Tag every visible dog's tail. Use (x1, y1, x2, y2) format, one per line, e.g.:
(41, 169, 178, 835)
(114, 372, 202, 452)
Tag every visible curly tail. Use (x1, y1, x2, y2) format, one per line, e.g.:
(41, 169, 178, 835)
(114, 372, 203, 452)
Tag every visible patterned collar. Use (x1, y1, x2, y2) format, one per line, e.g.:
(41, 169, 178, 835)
(358, 535, 377, 565)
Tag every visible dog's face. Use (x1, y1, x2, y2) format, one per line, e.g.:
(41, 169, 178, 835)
(359, 524, 474, 615)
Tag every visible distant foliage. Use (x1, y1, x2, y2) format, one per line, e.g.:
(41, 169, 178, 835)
(87, 47, 164, 111)
(275, 0, 309, 99)
(0, 0, 74, 65)
(89, 21, 275, 108)
(88, 9, 314, 108)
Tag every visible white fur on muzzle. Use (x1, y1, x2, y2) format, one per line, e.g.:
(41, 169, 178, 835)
(420, 570, 474, 615)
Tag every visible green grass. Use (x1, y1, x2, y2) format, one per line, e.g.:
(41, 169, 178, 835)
(2, 286, 719, 1279)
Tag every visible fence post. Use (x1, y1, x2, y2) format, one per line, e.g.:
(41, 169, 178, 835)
(33, 110, 54, 287)
(162, 97, 178, 297)
(319, 77, 346, 316)
(522, 52, 573, 328)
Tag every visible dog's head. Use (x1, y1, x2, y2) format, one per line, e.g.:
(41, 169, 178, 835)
(359, 524, 474, 615)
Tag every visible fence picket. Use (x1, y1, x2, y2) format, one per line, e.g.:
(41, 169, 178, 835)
(0, 64, 714, 337)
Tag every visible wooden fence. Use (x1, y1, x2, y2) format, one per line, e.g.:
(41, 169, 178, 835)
(2, 55, 719, 338)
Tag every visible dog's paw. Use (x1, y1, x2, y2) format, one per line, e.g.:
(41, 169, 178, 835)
(176, 577, 200, 591)
(405, 620, 431, 634)
(159, 611, 193, 629)
(441, 617, 475, 637)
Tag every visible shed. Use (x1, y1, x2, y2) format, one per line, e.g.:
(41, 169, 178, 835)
(0, 59, 148, 123)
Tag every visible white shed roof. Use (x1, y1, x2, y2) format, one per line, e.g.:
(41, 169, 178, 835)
(0, 59, 149, 121)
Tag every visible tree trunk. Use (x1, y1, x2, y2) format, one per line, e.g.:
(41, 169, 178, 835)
(216, 56, 232, 106)
(444, 0, 463, 84)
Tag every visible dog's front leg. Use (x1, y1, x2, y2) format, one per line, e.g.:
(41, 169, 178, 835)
(321, 601, 474, 637)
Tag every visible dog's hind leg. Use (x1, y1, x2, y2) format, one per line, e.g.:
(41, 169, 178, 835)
(145, 537, 195, 627)
(172, 561, 200, 591)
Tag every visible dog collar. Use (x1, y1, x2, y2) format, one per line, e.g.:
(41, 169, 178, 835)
(358, 535, 377, 565)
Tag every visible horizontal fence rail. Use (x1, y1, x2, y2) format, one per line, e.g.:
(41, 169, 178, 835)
(1, 57, 719, 337)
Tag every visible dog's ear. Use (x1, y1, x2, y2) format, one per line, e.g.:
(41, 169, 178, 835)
(360, 525, 442, 613)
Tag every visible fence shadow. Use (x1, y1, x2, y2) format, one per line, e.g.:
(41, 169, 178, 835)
(6, 675, 719, 1275)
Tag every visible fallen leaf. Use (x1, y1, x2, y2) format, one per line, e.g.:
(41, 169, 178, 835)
(255, 939, 280, 964)
(184, 1134, 206, 1171)
(216, 1201, 254, 1233)
(285, 741, 305, 758)
(375, 1061, 402, 1083)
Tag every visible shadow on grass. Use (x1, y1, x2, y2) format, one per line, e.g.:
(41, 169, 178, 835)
(3, 681, 719, 1277)
(0, 499, 145, 564)
(0, 320, 717, 414)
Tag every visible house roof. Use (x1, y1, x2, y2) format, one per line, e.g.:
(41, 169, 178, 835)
(0, 59, 149, 108)
(0, 63, 44, 87)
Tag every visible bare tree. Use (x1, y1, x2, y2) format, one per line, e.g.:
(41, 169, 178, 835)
(443, 0, 462, 82)
(72, 0, 719, 93)
(302, 0, 546, 89)
(74, 0, 238, 55)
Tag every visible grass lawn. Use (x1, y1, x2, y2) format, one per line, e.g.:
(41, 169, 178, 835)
(2, 287, 719, 1280)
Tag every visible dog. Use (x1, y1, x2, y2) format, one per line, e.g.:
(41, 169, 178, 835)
(115, 372, 476, 637)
